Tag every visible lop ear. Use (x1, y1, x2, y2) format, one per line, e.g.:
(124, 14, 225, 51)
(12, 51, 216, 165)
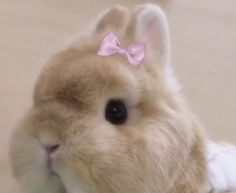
(94, 6, 130, 35)
(134, 4, 170, 66)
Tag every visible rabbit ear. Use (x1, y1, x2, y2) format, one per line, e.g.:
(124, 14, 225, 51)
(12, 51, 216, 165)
(134, 4, 170, 67)
(94, 6, 130, 34)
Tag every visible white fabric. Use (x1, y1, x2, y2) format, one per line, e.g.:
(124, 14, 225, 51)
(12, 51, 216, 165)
(208, 142, 236, 192)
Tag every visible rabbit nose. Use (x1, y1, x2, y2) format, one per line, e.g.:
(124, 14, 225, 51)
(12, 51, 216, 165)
(43, 144, 60, 154)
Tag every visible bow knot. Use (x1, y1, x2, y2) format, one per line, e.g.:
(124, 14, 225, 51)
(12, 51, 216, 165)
(97, 32, 145, 67)
(117, 48, 126, 55)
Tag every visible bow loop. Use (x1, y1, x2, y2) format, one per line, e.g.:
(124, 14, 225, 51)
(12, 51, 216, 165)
(97, 32, 145, 67)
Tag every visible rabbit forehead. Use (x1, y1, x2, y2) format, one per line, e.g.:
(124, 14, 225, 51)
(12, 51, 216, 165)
(35, 52, 141, 109)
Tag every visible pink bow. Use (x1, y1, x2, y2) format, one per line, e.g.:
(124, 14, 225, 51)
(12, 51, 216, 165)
(97, 32, 145, 67)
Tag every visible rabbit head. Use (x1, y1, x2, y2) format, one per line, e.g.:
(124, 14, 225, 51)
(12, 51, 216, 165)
(10, 4, 208, 193)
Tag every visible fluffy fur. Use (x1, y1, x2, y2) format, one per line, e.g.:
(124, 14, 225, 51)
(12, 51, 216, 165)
(10, 4, 208, 193)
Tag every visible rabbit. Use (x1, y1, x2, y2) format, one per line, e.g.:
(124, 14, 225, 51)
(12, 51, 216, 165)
(10, 4, 209, 193)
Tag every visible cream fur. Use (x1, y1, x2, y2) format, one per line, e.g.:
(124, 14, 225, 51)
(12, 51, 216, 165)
(10, 4, 208, 193)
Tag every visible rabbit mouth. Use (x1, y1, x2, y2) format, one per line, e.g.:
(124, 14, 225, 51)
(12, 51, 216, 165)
(46, 153, 57, 173)
(45, 152, 62, 179)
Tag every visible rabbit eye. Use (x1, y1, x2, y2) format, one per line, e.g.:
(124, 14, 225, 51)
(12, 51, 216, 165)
(105, 100, 127, 125)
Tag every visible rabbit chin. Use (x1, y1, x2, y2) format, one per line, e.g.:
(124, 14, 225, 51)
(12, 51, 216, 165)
(14, 150, 66, 193)
(16, 151, 88, 193)
(55, 169, 91, 193)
